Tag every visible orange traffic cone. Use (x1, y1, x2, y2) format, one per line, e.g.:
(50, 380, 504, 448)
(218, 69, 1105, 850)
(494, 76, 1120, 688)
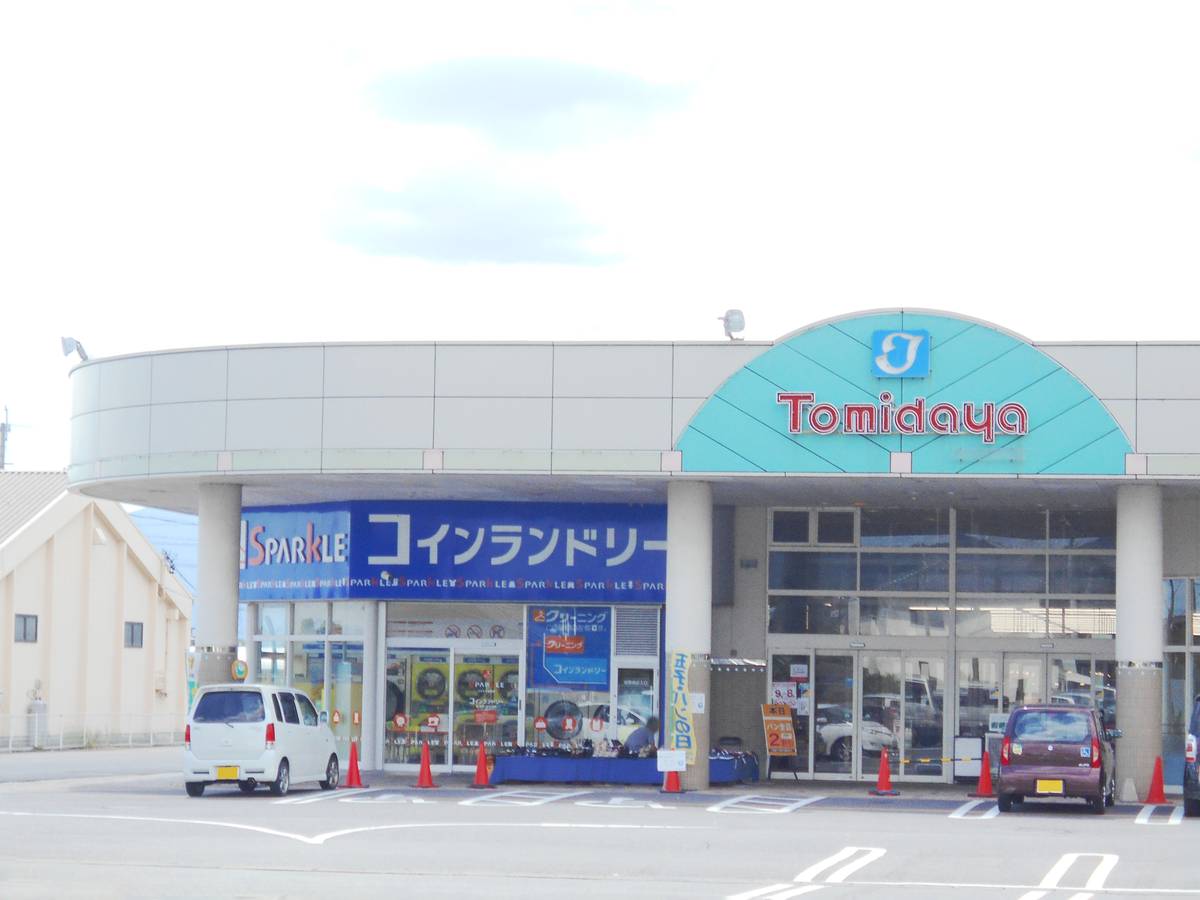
(469, 741, 494, 789)
(869, 748, 899, 796)
(415, 741, 438, 789)
(1145, 756, 1167, 805)
(661, 769, 682, 794)
(970, 750, 994, 798)
(344, 740, 366, 788)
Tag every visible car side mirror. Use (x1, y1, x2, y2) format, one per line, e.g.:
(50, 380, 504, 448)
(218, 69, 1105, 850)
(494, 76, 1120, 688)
(319, 710, 329, 725)
(1105, 729, 1122, 740)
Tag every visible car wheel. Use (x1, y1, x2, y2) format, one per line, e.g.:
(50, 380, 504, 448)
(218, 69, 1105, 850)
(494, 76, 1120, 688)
(269, 759, 290, 797)
(832, 738, 852, 763)
(238, 781, 256, 794)
(320, 754, 340, 791)
(1184, 797, 1200, 818)
(1090, 793, 1106, 814)
(185, 782, 205, 798)
(1105, 775, 1115, 807)
(997, 793, 1014, 813)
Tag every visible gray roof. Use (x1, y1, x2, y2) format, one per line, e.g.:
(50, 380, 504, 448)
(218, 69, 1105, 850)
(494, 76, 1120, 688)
(0, 471, 68, 545)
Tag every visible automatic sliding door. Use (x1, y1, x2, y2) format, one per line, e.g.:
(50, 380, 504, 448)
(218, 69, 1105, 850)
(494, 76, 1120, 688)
(813, 654, 854, 775)
(452, 653, 520, 766)
(769, 653, 812, 776)
(859, 653, 902, 779)
(383, 648, 450, 766)
(902, 655, 945, 777)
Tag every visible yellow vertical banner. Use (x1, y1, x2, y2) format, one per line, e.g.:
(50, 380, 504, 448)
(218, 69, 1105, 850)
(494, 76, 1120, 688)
(666, 650, 696, 764)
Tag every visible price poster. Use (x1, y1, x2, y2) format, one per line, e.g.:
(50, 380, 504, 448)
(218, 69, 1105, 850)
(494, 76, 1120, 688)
(761, 704, 798, 757)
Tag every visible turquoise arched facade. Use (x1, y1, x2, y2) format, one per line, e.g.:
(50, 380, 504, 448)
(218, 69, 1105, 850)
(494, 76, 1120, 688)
(676, 311, 1131, 475)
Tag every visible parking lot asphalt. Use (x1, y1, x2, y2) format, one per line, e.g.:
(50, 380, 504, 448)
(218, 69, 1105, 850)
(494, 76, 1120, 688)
(0, 766, 1195, 899)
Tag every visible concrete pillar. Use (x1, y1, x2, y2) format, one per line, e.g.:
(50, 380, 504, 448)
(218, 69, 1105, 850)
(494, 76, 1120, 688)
(195, 483, 242, 687)
(664, 480, 713, 790)
(1115, 483, 1164, 799)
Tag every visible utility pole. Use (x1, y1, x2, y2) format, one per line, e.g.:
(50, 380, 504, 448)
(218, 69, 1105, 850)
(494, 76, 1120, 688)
(0, 406, 9, 469)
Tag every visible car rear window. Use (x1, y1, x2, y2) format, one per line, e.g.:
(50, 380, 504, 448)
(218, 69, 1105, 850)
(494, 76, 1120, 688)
(1012, 709, 1091, 743)
(193, 691, 265, 723)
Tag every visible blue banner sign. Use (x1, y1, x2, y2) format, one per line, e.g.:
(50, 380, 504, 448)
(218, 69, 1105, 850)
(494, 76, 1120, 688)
(238, 501, 666, 603)
(527, 606, 611, 689)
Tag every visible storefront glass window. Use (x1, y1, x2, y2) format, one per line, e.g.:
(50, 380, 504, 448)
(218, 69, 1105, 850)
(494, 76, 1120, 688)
(1164, 653, 1187, 780)
(956, 508, 1047, 549)
(1045, 598, 1116, 639)
(1003, 656, 1044, 711)
(526, 688, 611, 747)
(858, 598, 949, 637)
(289, 640, 326, 708)
(257, 604, 288, 636)
(768, 596, 851, 635)
(955, 554, 1046, 593)
(955, 598, 1047, 637)
(1048, 555, 1116, 594)
(256, 640, 286, 685)
(816, 511, 855, 545)
(771, 510, 810, 544)
(860, 508, 949, 548)
(1166, 579, 1189, 646)
(859, 553, 949, 592)
(616, 669, 656, 743)
(957, 655, 1001, 738)
(903, 655, 945, 776)
(768, 551, 856, 591)
(330, 602, 368, 636)
(329, 641, 363, 759)
(1049, 510, 1116, 549)
(293, 602, 328, 635)
(525, 606, 613, 749)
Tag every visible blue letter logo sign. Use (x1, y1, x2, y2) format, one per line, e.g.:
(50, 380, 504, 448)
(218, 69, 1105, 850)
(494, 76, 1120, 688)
(871, 329, 930, 377)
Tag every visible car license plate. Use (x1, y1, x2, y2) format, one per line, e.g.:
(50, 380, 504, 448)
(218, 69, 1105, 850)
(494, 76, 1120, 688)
(1036, 779, 1064, 794)
(216, 766, 240, 781)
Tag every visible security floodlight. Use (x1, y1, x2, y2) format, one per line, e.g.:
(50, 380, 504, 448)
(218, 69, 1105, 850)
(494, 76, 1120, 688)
(718, 309, 745, 341)
(61, 336, 88, 361)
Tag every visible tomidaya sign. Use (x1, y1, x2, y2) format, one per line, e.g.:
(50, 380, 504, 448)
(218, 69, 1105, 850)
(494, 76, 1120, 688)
(676, 310, 1132, 475)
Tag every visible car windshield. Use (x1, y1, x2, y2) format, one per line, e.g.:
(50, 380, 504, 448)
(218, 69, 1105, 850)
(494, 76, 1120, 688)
(193, 691, 266, 723)
(1012, 709, 1091, 743)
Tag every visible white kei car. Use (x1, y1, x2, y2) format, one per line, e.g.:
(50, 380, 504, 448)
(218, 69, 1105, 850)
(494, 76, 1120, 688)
(183, 684, 340, 797)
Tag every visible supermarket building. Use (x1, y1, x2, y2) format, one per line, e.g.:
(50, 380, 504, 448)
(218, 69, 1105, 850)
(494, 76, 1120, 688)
(65, 309, 1200, 793)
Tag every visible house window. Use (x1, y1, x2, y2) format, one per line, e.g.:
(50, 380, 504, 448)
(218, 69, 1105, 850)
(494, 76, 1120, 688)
(124, 621, 144, 648)
(15, 614, 37, 643)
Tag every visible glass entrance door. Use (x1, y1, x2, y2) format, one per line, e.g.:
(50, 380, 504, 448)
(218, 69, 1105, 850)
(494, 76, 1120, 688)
(384, 648, 451, 766)
(451, 652, 521, 766)
(772, 649, 944, 781)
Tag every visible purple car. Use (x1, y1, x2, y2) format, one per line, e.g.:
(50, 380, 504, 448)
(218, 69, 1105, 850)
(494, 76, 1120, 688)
(997, 704, 1117, 814)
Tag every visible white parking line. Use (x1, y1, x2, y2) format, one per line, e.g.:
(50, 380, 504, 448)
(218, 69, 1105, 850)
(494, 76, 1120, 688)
(795, 846, 887, 884)
(949, 798, 999, 819)
(0, 810, 703, 846)
(726, 885, 824, 900)
(459, 789, 592, 807)
(274, 788, 371, 805)
(707, 794, 825, 814)
(1018, 853, 1119, 900)
(1135, 804, 1184, 826)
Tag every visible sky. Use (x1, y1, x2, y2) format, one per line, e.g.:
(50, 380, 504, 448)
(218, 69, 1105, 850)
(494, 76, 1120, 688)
(2, 1, 1199, 471)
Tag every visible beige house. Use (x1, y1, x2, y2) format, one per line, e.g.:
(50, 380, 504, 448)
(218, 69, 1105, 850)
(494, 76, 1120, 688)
(0, 471, 192, 748)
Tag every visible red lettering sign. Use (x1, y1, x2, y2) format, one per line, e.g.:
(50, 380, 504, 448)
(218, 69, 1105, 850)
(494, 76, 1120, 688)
(545, 635, 585, 654)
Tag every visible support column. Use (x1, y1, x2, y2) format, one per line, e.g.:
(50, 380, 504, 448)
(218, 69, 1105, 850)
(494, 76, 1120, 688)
(664, 480, 713, 790)
(195, 483, 243, 687)
(1115, 483, 1164, 800)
